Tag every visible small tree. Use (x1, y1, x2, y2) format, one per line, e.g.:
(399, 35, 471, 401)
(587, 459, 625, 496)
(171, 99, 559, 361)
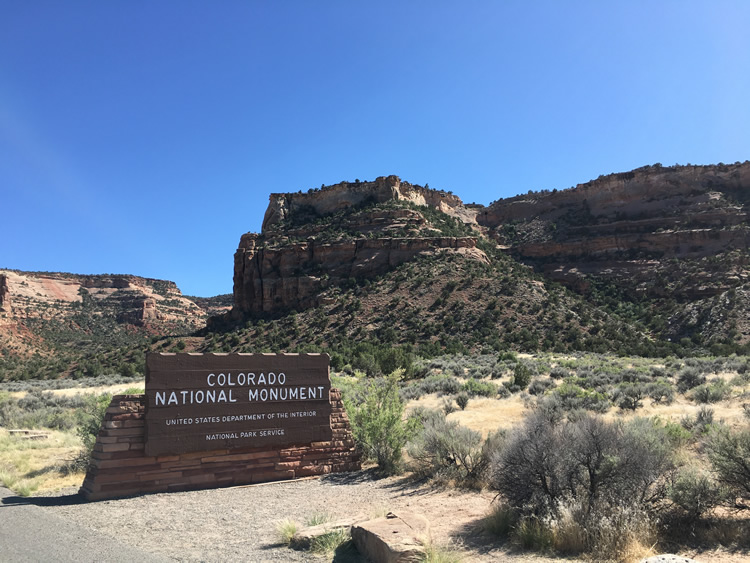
(347, 372, 415, 475)
(72, 392, 112, 471)
(706, 425, 750, 498)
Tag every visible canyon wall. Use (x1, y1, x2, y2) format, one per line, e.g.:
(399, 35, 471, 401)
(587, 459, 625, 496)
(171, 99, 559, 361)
(233, 235, 480, 316)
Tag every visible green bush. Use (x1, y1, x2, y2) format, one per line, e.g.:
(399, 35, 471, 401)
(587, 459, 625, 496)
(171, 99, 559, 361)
(462, 379, 497, 397)
(407, 417, 500, 487)
(680, 405, 715, 434)
(527, 378, 554, 395)
(542, 383, 610, 413)
(72, 393, 112, 471)
(668, 466, 727, 520)
(511, 362, 533, 389)
(346, 373, 416, 475)
(691, 379, 730, 404)
(706, 425, 750, 498)
(646, 380, 675, 404)
(611, 382, 646, 411)
(455, 392, 469, 410)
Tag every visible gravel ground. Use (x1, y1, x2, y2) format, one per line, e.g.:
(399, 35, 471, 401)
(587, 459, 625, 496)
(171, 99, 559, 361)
(40, 470, 544, 562)
(38, 472, 748, 563)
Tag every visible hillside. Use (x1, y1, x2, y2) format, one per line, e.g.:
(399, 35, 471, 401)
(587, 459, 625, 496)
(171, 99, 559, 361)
(478, 162, 750, 352)
(2, 162, 749, 381)
(0, 271, 226, 380)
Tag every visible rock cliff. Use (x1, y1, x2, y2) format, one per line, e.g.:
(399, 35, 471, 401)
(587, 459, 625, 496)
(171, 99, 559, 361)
(478, 162, 750, 301)
(262, 175, 473, 230)
(0, 274, 10, 314)
(233, 235, 481, 315)
(229, 164, 750, 349)
(0, 270, 211, 358)
(233, 176, 486, 317)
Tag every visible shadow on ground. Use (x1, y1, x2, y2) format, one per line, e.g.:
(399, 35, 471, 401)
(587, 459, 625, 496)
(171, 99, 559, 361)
(1, 492, 84, 507)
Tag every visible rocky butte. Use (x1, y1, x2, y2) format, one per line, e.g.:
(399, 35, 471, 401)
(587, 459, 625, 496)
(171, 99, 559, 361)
(232, 176, 485, 318)
(229, 163, 750, 347)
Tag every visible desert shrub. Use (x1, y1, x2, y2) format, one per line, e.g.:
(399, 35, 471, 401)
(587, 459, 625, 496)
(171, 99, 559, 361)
(407, 417, 494, 487)
(489, 413, 674, 518)
(677, 366, 706, 392)
(455, 392, 469, 410)
(400, 375, 461, 400)
(511, 362, 533, 389)
(71, 392, 112, 471)
(544, 383, 610, 413)
(483, 502, 519, 538)
(406, 406, 445, 427)
(527, 378, 554, 396)
(647, 380, 675, 404)
(462, 379, 497, 397)
(668, 466, 727, 520)
(549, 367, 570, 380)
(0, 390, 82, 430)
(513, 517, 553, 551)
(691, 379, 730, 404)
(546, 497, 656, 560)
(706, 425, 750, 498)
(680, 406, 715, 434)
(662, 420, 693, 447)
(614, 369, 651, 384)
(347, 373, 416, 475)
(441, 397, 456, 415)
(611, 383, 647, 410)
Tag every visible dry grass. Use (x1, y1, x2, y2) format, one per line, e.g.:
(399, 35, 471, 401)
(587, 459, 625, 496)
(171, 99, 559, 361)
(406, 394, 527, 437)
(9, 382, 145, 400)
(0, 428, 84, 495)
(407, 380, 749, 438)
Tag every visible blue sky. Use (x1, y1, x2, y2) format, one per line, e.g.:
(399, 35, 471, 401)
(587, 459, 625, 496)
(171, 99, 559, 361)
(2, 1, 749, 296)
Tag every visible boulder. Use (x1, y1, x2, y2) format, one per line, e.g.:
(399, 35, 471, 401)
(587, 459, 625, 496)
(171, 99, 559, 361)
(350, 511, 430, 563)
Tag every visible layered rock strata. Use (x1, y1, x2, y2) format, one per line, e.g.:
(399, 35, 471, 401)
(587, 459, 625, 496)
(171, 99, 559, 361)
(233, 175, 485, 317)
(478, 162, 750, 299)
(233, 235, 479, 315)
(262, 175, 470, 230)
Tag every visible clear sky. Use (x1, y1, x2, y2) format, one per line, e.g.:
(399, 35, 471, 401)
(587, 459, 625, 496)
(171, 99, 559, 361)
(2, 1, 749, 296)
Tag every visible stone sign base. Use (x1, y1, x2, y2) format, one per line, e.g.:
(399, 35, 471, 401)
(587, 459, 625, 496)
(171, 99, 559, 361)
(80, 389, 360, 501)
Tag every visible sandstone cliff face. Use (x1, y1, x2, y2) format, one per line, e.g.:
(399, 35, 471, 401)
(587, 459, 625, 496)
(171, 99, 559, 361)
(233, 164, 750, 339)
(0, 274, 10, 314)
(233, 176, 486, 317)
(478, 162, 750, 300)
(0, 270, 206, 330)
(233, 235, 480, 315)
(262, 175, 472, 230)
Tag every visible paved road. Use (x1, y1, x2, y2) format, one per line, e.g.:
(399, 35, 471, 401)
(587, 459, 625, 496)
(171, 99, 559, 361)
(0, 487, 172, 563)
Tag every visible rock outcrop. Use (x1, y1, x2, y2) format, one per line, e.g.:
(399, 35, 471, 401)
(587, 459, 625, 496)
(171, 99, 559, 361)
(0, 274, 10, 314)
(231, 165, 750, 322)
(478, 162, 750, 300)
(262, 175, 471, 230)
(0, 271, 206, 327)
(233, 235, 480, 315)
(232, 176, 486, 317)
(350, 511, 430, 563)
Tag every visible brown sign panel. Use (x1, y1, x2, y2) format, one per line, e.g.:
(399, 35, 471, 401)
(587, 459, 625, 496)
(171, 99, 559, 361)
(145, 353, 332, 456)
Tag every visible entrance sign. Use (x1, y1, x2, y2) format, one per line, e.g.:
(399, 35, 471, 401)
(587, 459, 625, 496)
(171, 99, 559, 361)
(145, 353, 332, 456)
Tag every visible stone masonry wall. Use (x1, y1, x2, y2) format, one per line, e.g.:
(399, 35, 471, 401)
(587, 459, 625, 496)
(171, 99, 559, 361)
(80, 389, 360, 501)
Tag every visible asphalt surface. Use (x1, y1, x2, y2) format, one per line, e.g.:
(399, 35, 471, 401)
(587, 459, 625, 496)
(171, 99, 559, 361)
(0, 487, 172, 563)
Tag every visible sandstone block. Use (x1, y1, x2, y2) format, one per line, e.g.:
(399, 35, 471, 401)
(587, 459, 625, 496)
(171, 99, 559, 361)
(351, 511, 430, 563)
